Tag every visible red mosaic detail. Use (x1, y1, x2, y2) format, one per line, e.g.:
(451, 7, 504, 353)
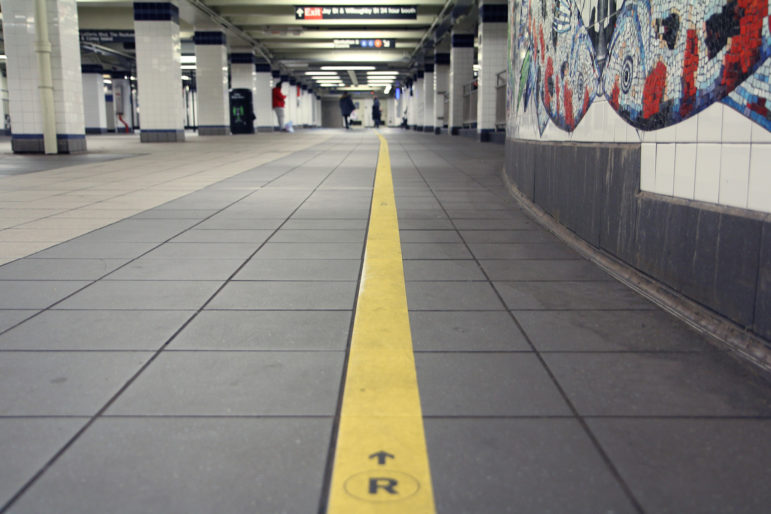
(643, 61, 667, 119)
(564, 81, 575, 129)
(722, 0, 768, 90)
(611, 77, 620, 111)
(680, 29, 699, 118)
(545, 57, 554, 108)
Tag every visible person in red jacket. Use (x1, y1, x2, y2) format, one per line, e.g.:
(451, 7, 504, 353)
(272, 81, 286, 131)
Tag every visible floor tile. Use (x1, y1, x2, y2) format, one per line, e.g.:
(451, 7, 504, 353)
(141, 242, 259, 260)
(281, 219, 367, 230)
(543, 352, 771, 416)
(107, 351, 344, 415)
(515, 310, 717, 352)
(403, 260, 485, 281)
(425, 419, 637, 514)
(0, 310, 36, 333)
(495, 281, 656, 310)
(415, 353, 570, 415)
(170, 311, 351, 350)
(407, 282, 505, 310)
(105, 258, 244, 281)
(194, 217, 284, 230)
(234, 259, 360, 281)
(254, 242, 363, 259)
(29, 242, 157, 259)
(460, 229, 558, 243)
(170, 229, 273, 244)
(0, 352, 152, 415)
(399, 230, 462, 243)
(409, 311, 530, 351)
(0, 310, 192, 350)
(0, 258, 128, 280)
(480, 259, 612, 281)
(469, 242, 579, 259)
(397, 219, 455, 230)
(587, 418, 771, 514)
(0, 281, 89, 309)
(208, 281, 356, 310)
(9, 418, 332, 514)
(270, 229, 366, 243)
(453, 218, 536, 230)
(400, 243, 472, 260)
(0, 419, 87, 507)
(54, 281, 221, 310)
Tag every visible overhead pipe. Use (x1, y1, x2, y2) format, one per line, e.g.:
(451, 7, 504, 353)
(34, 0, 57, 154)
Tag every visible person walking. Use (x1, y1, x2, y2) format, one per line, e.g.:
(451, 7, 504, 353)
(372, 97, 382, 128)
(272, 81, 286, 131)
(339, 92, 355, 129)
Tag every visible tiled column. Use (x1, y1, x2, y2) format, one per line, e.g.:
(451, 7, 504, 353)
(406, 79, 414, 128)
(82, 65, 107, 134)
(449, 32, 474, 135)
(477, 2, 508, 141)
(423, 64, 434, 132)
(194, 31, 229, 135)
(434, 53, 450, 134)
(1, 0, 86, 153)
(230, 53, 258, 132)
(414, 72, 424, 131)
(0, 70, 7, 135)
(254, 62, 273, 132)
(288, 78, 298, 128)
(134, 1, 184, 143)
(111, 73, 134, 132)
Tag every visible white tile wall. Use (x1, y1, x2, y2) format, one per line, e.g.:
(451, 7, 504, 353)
(654, 143, 676, 195)
(748, 144, 771, 211)
(414, 77, 424, 125)
(194, 44, 229, 128)
(255, 72, 273, 128)
(640, 143, 656, 192)
(718, 144, 751, 208)
(697, 103, 723, 143)
(434, 64, 449, 127)
(423, 71, 434, 127)
(693, 144, 722, 203)
(135, 19, 184, 131)
(477, 21, 507, 130)
(673, 144, 696, 199)
(449, 44, 474, 128)
(721, 105, 753, 143)
(81, 73, 107, 129)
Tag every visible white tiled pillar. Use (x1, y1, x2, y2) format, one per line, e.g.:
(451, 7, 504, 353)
(423, 64, 434, 132)
(0, 70, 7, 135)
(230, 53, 258, 132)
(477, 1, 508, 141)
(449, 32, 475, 135)
(414, 73, 424, 130)
(287, 78, 299, 128)
(434, 53, 450, 134)
(194, 31, 229, 135)
(82, 66, 108, 134)
(406, 79, 414, 127)
(1, 0, 86, 153)
(254, 63, 273, 132)
(134, 1, 184, 143)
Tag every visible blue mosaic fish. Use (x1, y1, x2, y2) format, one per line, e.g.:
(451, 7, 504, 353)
(517, 0, 601, 133)
(602, 0, 771, 130)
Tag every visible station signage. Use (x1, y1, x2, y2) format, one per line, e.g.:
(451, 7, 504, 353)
(333, 39, 395, 49)
(80, 30, 135, 43)
(295, 5, 417, 20)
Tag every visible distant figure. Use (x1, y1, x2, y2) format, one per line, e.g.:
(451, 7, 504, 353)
(272, 81, 286, 131)
(372, 97, 382, 128)
(339, 92, 356, 129)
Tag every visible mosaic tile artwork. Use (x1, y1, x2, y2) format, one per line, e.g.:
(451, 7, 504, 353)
(511, 0, 771, 133)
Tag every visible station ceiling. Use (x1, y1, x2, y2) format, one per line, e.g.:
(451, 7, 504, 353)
(41, 0, 478, 92)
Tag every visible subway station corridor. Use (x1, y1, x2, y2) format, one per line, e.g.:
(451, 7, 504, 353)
(0, 130, 770, 513)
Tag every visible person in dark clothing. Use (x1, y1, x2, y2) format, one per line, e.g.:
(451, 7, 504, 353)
(372, 97, 382, 128)
(339, 92, 356, 129)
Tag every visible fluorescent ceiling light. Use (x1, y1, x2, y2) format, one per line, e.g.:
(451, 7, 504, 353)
(305, 71, 339, 75)
(367, 71, 399, 75)
(182, 75, 191, 81)
(181, 65, 196, 70)
(384, 85, 392, 94)
(181, 55, 196, 65)
(321, 65, 375, 71)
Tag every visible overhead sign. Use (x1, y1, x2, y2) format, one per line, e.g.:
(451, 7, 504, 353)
(80, 30, 135, 43)
(295, 5, 417, 20)
(333, 39, 395, 49)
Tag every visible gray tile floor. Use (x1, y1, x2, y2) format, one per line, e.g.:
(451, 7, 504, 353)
(0, 130, 769, 513)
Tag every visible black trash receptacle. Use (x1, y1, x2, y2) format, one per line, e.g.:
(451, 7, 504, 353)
(230, 89, 255, 134)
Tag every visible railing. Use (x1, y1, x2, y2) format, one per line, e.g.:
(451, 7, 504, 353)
(462, 80, 477, 128)
(495, 70, 507, 130)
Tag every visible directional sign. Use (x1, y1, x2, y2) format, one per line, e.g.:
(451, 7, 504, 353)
(295, 6, 417, 20)
(333, 39, 395, 49)
(369, 451, 395, 465)
(80, 30, 135, 43)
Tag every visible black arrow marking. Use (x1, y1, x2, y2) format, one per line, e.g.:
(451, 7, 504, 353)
(369, 451, 395, 465)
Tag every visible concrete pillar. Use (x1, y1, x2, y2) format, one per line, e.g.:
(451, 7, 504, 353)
(477, 2, 508, 141)
(449, 32, 474, 135)
(82, 65, 107, 134)
(134, 1, 184, 143)
(414, 72, 424, 130)
(433, 53, 450, 134)
(230, 53, 258, 132)
(1, 0, 86, 153)
(194, 31, 229, 135)
(254, 62, 273, 132)
(423, 64, 434, 132)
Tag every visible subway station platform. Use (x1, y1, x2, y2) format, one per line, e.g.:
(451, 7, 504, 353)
(0, 129, 770, 513)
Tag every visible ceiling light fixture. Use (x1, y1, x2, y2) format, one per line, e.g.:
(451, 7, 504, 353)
(321, 65, 376, 71)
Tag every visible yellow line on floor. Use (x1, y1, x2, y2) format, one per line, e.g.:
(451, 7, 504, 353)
(326, 134, 436, 513)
